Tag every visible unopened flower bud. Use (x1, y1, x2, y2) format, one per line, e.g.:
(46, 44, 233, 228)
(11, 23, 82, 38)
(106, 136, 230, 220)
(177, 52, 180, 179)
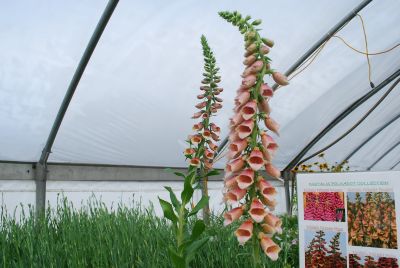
(272, 72, 289, 86)
(260, 45, 270, 55)
(243, 55, 257, 66)
(262, 38, 274, 48)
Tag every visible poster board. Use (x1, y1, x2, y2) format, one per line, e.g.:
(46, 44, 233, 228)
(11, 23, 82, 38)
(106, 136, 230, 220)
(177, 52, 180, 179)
(298, 171, 400, 268)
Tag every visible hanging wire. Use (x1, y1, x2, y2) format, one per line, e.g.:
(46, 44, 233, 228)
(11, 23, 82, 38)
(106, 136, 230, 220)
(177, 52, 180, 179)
(295, 77, 400, 167)
(356, 14, 373, 87)
(287, 14, 400, 84)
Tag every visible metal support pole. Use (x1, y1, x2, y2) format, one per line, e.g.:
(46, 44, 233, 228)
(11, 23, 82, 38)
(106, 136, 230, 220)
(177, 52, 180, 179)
(368, 140, 400, 170)
(342, 112, 400, 163)
(34, 163, 47, 216)
(282, 170, 291, 215)
(283, 68, 400, 173)
(34, 0, 119, 214)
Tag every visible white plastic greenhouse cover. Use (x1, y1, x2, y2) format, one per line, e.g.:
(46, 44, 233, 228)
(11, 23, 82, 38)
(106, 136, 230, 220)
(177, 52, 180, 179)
(1, 0, 400, 171)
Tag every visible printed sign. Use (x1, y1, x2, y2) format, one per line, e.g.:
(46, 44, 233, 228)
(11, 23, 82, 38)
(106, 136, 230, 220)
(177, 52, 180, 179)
(298, 171, 400, 268)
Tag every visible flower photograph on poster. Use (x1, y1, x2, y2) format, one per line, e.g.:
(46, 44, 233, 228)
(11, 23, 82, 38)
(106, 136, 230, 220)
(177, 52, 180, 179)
(303, 192, 345, 222)
(347, 192, 397, 249)
(349, 253, 399, 268)
(304, 230, 347, 268)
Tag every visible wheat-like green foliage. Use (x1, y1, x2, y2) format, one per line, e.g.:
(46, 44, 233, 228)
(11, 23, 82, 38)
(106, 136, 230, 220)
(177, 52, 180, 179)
(0, 197, 298, 267)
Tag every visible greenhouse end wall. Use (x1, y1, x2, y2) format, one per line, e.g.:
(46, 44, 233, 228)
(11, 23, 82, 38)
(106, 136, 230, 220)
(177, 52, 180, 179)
(0, 162, 287, 219)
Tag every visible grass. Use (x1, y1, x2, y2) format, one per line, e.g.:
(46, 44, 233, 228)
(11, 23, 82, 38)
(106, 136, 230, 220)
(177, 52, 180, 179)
(0, 197, 298, 267)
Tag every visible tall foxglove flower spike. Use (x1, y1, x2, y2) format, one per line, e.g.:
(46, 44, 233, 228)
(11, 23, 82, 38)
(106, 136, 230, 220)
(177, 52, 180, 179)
(219, 11, 289, 264)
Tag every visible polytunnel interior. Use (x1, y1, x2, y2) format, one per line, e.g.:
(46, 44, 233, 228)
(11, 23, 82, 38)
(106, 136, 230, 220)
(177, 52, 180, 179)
(0, 0, 400, 215)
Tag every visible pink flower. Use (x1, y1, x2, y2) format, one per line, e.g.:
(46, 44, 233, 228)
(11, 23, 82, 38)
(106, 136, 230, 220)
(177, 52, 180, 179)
(190, 135, 202, 145)
(224, 206, 244, 226)
(240, 100, 257, 120)
(224, 174, 238, 189)
(226, 157, 245, 173)
(229, 139, 248, 159)
(259, 233, 281, 261)
(184, 148, 195, 156)
(207, 140, 218, 151)
(264, 213, 282, 234)
(190, 158, 201, 167)
(235, 91, 251, 107)
(249, 198, 267, 223)
(195, 101, 207, 109)
(204, 149, 214, 159)
(260, 45, 270, 55)
(224, 186, 246, 203)
(242, 75, 257, 88)
(264, 117, 280, 135)
(272, 71, 289, 86)
(236, 168, 255, 189)
(261, 132, 278, 155)
(192, 122, 204, 131)
(258, 178, 277, 201)
(247, 148, 265, 171)
(258, 99, 271, 115)
(243, 55, 257, 66)
(230, 112, 245, 127)
(228, 130, 241, 142)
(235, 220, 253, 245)
(192, 111, 203, 119)
(265, 163, 281, 179)
(260, 83, 274, 98)
(236, 119, 254, 139)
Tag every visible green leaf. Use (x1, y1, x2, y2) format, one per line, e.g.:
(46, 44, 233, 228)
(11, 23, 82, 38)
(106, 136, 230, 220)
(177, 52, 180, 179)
(188, 195, 209, 217)
(185, 237, 210, 263)
(191, 220, 205, 241)
(181, 169, 196, 205)
(164, 186, 181, 210)
(168, 247, 186, 268)
(205, 170, 220, 177)
(174, 172, 186, 179)
(158, 198, 178, 223)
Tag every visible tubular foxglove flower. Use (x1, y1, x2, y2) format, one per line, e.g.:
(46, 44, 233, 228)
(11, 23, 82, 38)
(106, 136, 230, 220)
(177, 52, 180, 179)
(159, 35, 224, 267)
(247, 147, 265, 171)
(249, 198, 267, 223)
(219, 11, 289, 263)
(225, 186, 247, 203)
(236, 168, 255, 189)
(224, 206, 244, 226)
(236, 119, 255, 139)
(235, 220, 254, 245)
(272, 71, 289, 86)
(259, 233, 281, 261)
(241, 100, 257, 120)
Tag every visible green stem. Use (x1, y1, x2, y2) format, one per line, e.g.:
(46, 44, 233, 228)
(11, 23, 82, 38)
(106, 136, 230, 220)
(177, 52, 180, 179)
(252, 231, 261, 268)
(177, 205, 185, 250)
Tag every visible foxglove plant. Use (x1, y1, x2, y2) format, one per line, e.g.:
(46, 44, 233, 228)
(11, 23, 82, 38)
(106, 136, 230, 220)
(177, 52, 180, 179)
(219, 11, 288, 266)
(158, 35, 223, 268)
